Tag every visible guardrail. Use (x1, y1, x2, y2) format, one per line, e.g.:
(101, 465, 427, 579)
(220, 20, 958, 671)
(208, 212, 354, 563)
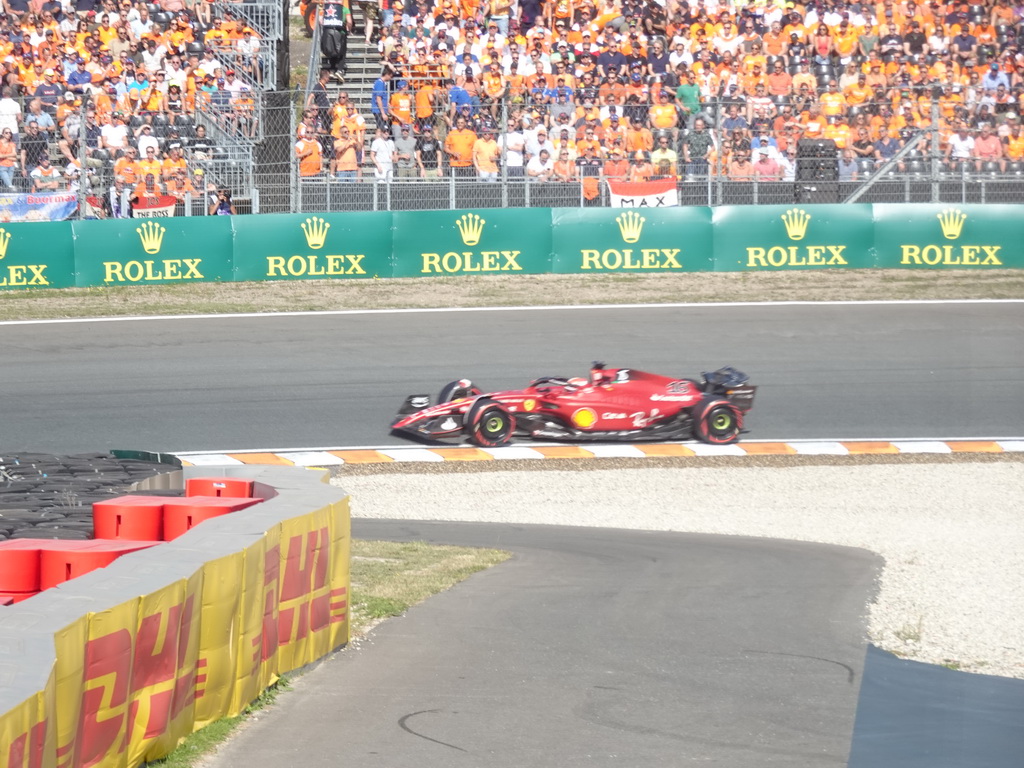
(0, 465, 350, 766)
(0, 203, 1018, 290)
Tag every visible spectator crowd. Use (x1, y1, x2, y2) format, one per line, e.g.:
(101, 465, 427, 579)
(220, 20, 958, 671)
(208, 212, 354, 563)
(0, 0, 265, 215)
(301, 0, 1024, 183)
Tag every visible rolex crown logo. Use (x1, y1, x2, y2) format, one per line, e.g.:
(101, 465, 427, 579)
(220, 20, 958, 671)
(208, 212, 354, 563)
(301, 216, 331, 250)
(937, 208, 966, 240)
(136, 221, 166, 255)
(781, 208, 811, 241)
(0, 228, 9, 260)
(455, 213, 485, 246)
(616, 211, 645, 244)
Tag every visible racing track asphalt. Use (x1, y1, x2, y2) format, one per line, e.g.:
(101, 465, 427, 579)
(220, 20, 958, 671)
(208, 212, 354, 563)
(204, 519, 882, 768)
(3, 302, 1022, 765)
(1, 301, 1022, 454)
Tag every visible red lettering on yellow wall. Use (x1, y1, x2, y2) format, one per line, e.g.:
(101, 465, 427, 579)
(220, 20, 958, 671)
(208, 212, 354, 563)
(7, 720, 46, 768)
(76, 629, 133, 766)
(278, 528, 331, 644)
(259, 544, 281, 666)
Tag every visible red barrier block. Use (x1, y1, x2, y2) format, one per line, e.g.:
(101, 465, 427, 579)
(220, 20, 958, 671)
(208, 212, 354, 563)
(0, 540, 45, 593)
(162, 496, 261, 541)
(186, 477, 255, 498)
(92, 496, 166, 541)
(39, 540, 159, 590)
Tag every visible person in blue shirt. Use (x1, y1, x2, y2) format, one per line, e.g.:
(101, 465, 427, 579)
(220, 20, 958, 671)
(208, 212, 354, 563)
(66, 58, 93, 94)
(981, 62, 1010, 91)
(370, 68, 392, 131)
(597, 49, 626, 78)
(33, 69, 61, 114)
(125, 69, 150, 94)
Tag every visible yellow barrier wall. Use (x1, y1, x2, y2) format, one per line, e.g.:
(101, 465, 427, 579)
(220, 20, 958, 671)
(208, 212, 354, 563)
(0, 467, 350, 768)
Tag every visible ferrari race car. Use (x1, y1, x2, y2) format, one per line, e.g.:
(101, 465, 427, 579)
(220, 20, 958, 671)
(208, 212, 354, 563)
(391, 363, 756, 447)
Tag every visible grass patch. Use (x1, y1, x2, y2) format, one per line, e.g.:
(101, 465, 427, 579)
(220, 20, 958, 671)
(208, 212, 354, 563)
(147, 538, 510, 767)
(349, 540, 512, 634)
(148, 678, 291, 768)
(894, 617, 924, 645)
(2, 270, 1023, 322)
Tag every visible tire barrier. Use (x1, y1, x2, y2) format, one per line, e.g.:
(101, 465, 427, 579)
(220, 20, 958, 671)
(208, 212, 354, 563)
(0, 452, 182, 542)
(0, 463, 351, 767)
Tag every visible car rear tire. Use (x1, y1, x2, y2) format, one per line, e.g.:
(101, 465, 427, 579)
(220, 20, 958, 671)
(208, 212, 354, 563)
(438, 379, 480, 403)
(694, 400, 743, 445)
(465, 398, 514, 447)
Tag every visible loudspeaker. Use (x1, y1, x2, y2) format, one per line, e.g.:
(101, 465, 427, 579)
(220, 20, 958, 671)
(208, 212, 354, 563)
(796, 139, 838, 182)
(797, 182, 839, 203)
(797, 138, 838, 158)
(797, 158, 838, 181)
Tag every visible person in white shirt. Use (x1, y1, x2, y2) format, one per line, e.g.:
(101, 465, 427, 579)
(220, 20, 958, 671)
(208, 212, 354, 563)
(779, 148, 797, 182)
(165, 58, 188, 90)
(370, 127, 396, 181)
(526, 148, 553, 180)
(669, 40, 692, 70)
(712, 22, 743, 56)
(0, 87, 22, 137)
(141, 39, 168, 75)
(236, 29, 261, 58)
(223, 70, 245, 95)
(946, 124, 974, 168)
(30, 156, 62, 191)
(101, 114, 130, 151)
(64, 161, 84, 194)
(198, 50, 224, 78)
(499, 117, 525, 177)
(453, 53, 481, 81)
(524, 127, 556, 163)
(136, 123, 160, 155)
(525, 48, 551, 74)
(130, 6, 154, 38)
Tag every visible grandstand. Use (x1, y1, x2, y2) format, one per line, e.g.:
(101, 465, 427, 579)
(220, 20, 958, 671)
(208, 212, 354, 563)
(0, 0, 285, 218)
(5, 0, 1024, 218)
(293, 0, 1024, 211)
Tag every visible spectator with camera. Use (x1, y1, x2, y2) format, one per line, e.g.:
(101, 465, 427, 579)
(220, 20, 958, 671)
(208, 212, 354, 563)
(208, 187, 236, 215)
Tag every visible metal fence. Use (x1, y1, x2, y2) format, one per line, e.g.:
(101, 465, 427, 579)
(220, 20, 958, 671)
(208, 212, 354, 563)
(212, 0, 281, 88)
(271, 88, 1024, 212)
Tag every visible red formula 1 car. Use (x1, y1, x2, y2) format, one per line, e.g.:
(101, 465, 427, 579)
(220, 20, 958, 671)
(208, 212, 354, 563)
(391, 363, 756, 447)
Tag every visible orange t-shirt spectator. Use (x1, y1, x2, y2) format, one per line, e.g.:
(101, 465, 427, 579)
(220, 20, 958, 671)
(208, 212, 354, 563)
(296, 136, 322, 176)
(444, 117, 477, 168)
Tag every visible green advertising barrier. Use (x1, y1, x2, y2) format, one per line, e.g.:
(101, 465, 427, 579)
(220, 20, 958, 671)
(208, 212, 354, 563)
(0, 221, 75, 289)
(712, 204, 876, 271)
(873, 204, 1024, 269)
(72, 217, 234, 286)
(232, 211, 395, 281)
(4, 204, 1024, 293)
(550, 207, 713, 273)
(391, 208, 553, 277)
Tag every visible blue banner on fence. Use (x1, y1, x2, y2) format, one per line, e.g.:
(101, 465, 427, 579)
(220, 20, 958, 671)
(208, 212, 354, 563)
(0, 192, 77, 223)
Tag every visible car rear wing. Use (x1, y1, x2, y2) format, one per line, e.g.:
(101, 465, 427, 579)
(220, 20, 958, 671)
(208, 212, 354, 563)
(702, 367, 756, 411)
(725, 385, 756, 412)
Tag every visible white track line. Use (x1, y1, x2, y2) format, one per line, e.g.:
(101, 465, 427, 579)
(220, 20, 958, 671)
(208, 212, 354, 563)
(2, 299, 1022, 326)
